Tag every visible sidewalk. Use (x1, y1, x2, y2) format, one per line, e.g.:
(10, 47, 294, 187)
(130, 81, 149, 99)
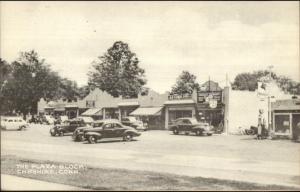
(1, 174, 87, 191)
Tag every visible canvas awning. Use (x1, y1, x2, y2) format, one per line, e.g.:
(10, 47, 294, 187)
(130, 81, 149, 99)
(118, 101, 139, 107)
(81, 108, 102, 116)
(164, 99, 195, 105)
(65, 104, 78, 108)
(130, 107, 163, 116)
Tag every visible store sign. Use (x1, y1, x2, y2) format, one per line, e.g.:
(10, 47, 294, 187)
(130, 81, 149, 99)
(197, 91, 222, 103)
(209, 99, 218, 109)
(168, 93, 192, 100)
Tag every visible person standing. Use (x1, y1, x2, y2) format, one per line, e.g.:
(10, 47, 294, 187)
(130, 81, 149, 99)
(257, 109, 266, 140)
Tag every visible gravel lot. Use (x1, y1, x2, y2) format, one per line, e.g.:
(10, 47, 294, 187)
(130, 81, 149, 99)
(1, 124, 300, 189)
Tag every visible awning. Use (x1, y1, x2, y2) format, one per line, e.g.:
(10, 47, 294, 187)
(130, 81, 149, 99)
(81, 108, 102, 116)
(164, 99, 195, 105)
(65, 104, 78, 108)
(118, 101, 139, 107)
(44, 106, 55, 109)
(54, 108, 65, 112)
(130, 107, 163, 116)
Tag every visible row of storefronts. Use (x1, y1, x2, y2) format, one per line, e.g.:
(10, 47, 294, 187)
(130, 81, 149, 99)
(38, 81, 226, 130)
(37, 80, 300, 137)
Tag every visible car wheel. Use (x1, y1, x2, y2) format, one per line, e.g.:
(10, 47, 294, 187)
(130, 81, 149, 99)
(88, 135, 97, 144)
(78, 135, 85, 142)
(196, 130, 203, 136)
(58, 131, 64, 136)
(173, 128, 179, 135)
(50, 129, 56, 136)
(207, 133, 212, 136)
(19, 126, 25, 131)
(123, 133, 133, 141)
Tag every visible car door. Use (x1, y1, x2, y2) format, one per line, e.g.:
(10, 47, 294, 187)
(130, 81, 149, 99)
(67, 121, 77, 132)
(181, 119, 188, 131)
(183, 119, 192, 132)
(102, 123, 115, 138)
(6, 119, 14, 130)
(113, 123, 127, 137)
(176, 119, 184, 131)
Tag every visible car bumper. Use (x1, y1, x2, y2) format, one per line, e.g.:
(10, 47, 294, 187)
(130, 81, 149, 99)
(203, 130, 213, 135)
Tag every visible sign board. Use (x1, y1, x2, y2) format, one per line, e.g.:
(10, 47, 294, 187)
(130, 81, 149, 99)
(197, 91, 222, 103)
(209, 99, 218, 109)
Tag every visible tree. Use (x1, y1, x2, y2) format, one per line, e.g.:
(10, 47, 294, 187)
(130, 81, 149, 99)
(171, 71, 200, 94)
(1, 50, 62, 117)
(88, 41, 146, 97)
(231, 72, 257, 91)
(232, 70, 300, 94)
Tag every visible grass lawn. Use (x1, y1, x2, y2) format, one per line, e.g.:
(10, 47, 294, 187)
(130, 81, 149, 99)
(1, 155, 298, 191)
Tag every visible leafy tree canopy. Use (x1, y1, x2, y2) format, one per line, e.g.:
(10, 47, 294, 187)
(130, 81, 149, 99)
(232, 70, 300, 95)
(88, 41, 146, 98)
(171, 71, 200, 94)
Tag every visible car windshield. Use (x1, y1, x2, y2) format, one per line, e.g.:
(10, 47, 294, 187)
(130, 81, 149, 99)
(189, 118, 199, 124)
(93, 122, 104, 127)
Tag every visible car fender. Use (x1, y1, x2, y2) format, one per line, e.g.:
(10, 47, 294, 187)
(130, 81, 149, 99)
(169, 126, 178, 131)
(123, 130, 141, 137)
(193, 127, 205, 131)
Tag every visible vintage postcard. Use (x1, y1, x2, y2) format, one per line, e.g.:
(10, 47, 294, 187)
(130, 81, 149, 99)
(1, 1, 299, 191)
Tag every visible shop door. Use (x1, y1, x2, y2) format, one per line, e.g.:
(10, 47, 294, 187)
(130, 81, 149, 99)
(292, 114, 300, 139)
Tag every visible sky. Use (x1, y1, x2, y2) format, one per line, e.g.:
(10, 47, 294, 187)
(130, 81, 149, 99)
(1, 1, 299, 93)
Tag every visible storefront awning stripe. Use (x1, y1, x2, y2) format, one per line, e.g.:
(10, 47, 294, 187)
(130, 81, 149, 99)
(81, 108, 102, 116)
(130, 107, 163, 116)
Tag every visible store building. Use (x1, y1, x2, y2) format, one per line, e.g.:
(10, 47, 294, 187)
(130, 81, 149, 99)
(164, 81, 225, 130)
(271, 99, 300, 139)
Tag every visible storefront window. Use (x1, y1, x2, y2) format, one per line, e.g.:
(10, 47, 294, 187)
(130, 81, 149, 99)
(274, 114, 290, 134)
(169, 110, 192, 123)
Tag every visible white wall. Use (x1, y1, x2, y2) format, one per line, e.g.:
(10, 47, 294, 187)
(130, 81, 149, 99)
(227, 81, 296, 134)
(227, 90, 268, 134)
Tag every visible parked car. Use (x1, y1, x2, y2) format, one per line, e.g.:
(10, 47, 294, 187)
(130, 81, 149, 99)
(169, 117, 213, 136)
(1, 116, 29, 130)
(83, 120, 141, 144)
(50, 118, 86, 136)
(121, 116, 147, 131)
(43, 115, 55, 125)
(72, 119, 119, 142)
(77, 116, 94, 126)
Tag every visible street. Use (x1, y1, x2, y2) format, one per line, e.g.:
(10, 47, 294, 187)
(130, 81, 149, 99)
(1, 124, 300, 188)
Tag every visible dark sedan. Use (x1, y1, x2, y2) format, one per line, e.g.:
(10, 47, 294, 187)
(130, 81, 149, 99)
(169, 117, 213, 136)
(83, 121, 141, 144)
(50, 118, 86, 136)
(72, 119, 120, 141)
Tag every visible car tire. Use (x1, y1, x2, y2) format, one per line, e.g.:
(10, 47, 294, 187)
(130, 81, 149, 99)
(88, 135, 97, 144)
(207, 133, 212, 136)
(195, 130, 203, 136)
(19, 126, 25, 131)
(123, 133, 133, 141)
(78, 135, 85, 142)
(50, 129, 56, 136)
(58, 131, 64, 136)
(173, 128, 179, 135)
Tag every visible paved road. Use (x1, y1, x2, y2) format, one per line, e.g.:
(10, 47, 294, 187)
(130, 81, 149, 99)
(1, 124, 300, 188)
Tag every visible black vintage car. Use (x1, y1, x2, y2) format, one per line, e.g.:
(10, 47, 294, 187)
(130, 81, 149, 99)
(72, 119, 120, 142)
(50, 118, 86, 136)
(83, 121, 141, 144)
(169, 118, 213, 136)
